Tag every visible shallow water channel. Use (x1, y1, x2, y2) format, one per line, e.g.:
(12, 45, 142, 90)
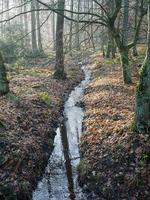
(32, 65, 91, 200)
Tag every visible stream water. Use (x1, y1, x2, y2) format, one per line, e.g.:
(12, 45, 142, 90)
(32, 64, 91, 200)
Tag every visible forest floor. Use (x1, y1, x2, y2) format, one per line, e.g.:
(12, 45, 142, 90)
(78, 50, 150, 199)
(0, 55, 84, 200)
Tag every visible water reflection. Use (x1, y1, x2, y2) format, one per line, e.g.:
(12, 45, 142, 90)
(60, 120, 75, 200)
(32, 65, 91, 200)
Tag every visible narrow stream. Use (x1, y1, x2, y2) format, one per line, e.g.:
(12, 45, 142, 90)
(32, 64, 91, 200)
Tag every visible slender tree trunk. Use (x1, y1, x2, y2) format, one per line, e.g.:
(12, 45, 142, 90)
(122, 0, 129, 46)
(110, 0, 116, 58)
(75, 0, 80, 50)
(106, 0, 116, 58)
(119, 0, 132, 84)
(24, 0, 29, 47)
(135, 1, 150, 133)
(54, 0, 66, 79)
(0, 52, 9, 95)
(52, 0, 56, 50)
(3, 0, 10, 35)
(1, 0, 4, 38)
(90, 0, 95, 50)
(111, 39, 116, 58)
(20, 0, 24, 48)
(5, 0, 10, 25)
(69, 0, 73, 55)
(31, 0, 38, 55)
(35, 0, 43, 52)
(133, 0, 139, 56)
(106, 35, 111, 58)
(119, 47, 132, 84)
(101, 30, 106, 57)
(101, 0, 105, 57)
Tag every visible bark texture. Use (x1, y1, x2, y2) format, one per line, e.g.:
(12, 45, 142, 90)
(0, 52, 9, 95)
(54, 0, 66, 79)
(135, 1, 150, 133)
(31, 0, 38, 55)
(119, 47, 132, 84)
(36, 0, 43, 52)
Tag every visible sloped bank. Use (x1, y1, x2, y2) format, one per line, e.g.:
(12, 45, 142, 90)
(0, 58, 84, 200)
(78, 54, 150, 199)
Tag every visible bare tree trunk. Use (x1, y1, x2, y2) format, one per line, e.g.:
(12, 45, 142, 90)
(69, 0, 73, 55)
(119, 46, 131, 83)
(0, 52, 9, 95)
(133, 0, 139, 56)
(35, 0, 43, 52)
(101, 0, 105, 57)
(20, 0, 24, 48)
(135, 1, 150, 133)
(5, 0, 10, 23)
(106, 33, 112, 58)
(52, 0, 56, 50)
(111, 38, 116, 58)
(122, 0, 129, 46)
(24, 0, 29, 47)
(54, 0, 66, 79)
(119, 0, 132, 84)
(31, 0, 38, 55)
(75, 0, 80, 50)
(1, 0, 4, 38)
(90, 0, 95, 50)
(106, 0, 116, 58)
